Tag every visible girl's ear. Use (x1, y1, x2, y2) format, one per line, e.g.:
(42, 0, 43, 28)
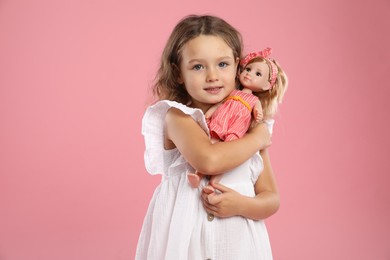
(177, 76, 184, 84)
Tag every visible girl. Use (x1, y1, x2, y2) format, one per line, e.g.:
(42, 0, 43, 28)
(136, 15, 280, 260)
(187, 47, 288, 190)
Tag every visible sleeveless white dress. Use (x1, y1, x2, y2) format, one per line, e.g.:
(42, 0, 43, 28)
(136, 100, 274, 260)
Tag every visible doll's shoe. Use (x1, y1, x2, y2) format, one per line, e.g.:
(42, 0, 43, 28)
(203, 185, 215, 194)
(187, 173, 201, 188)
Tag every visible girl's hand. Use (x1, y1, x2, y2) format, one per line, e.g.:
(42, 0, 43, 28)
(201, 183, 243, 218)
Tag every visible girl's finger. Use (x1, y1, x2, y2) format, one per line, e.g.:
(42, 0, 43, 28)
(204, 203, 218, 214)
(202, 196, 218, 211)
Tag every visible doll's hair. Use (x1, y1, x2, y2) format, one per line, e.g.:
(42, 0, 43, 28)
(153, 15, 243, 104)
(242, 57, 288, 118)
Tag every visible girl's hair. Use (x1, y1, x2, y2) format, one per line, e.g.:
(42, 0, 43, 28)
(153, 15, 243, 104)
(241, 57, 288, 118)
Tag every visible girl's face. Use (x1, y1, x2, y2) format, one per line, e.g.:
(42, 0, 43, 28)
(179, 35, 238, 113)
(239, 61, 271, 92)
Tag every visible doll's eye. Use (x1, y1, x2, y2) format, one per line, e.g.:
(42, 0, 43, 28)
(256, 72, 262, 76)
(245, 67, 251, 72)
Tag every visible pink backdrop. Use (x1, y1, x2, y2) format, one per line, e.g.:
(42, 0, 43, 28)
(1, 0, 389, 259)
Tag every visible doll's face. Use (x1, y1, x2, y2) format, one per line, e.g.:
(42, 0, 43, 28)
(239, 61, 271, 92)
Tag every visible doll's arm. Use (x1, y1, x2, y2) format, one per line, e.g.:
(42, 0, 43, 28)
(188, 171, 205, 188)
(201, 149, 279, 220)
(252, 100, 263, 123)
(204, 102, 223, 120)
(165, 108, 271, 175)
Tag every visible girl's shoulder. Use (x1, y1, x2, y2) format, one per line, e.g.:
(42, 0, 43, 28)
(142, 100, 207, 130)
(141, 100, 209, 175)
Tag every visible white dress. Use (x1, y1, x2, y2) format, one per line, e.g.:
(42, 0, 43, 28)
(136, 100, 274, 260)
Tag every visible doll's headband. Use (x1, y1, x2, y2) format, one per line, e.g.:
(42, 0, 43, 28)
(240, 47, 278, 88)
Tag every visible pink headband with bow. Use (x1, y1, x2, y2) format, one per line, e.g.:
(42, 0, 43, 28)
(240, 47, 278, 88)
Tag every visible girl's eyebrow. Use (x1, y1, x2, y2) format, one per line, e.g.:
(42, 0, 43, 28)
(188, 59, 204, 64)
(188, 56, 234, 63)
(218, 56, 235, 61)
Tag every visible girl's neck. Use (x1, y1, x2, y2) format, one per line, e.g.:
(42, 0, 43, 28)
(188, 101, 213, 114)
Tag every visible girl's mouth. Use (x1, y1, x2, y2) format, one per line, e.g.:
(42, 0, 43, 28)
(204, 86, 223, 94)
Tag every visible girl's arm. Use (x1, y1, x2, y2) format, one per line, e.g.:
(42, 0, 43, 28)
(165, 107, 271, 175)
(201, 149, 280, 220)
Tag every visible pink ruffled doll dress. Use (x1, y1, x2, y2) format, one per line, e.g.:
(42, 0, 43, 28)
(208, 89, 259, 141)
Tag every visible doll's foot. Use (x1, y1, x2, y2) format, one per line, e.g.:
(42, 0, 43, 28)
(187, 173, 201, 188)
(203, 185, 215, 194)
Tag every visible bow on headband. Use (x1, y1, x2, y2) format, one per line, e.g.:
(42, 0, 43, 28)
(240, 47, 278, 88)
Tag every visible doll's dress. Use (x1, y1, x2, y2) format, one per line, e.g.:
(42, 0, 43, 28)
(135, 100, 274, 260)
(208, 89, 259, 141)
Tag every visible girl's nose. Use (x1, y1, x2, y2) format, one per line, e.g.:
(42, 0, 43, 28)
(206, 68, 218, 82)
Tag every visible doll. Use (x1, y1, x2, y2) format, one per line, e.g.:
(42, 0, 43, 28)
(188, 47, 285, 190)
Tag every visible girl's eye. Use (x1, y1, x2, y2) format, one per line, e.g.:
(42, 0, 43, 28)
(193, 64, 203, 71)
(256, 72, 262, 76)
(219, 62, 228, 68)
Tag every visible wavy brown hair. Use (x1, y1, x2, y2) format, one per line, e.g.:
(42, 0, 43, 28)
(153, 15, 243, 104)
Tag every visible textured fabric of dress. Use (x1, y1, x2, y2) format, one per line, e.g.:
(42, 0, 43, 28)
(135, 100, 274, 260)
(208, 89, 259, 141)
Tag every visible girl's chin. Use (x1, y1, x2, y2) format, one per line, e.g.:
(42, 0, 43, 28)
(192, 96, 226, 108)
(208, 97, 225, 105)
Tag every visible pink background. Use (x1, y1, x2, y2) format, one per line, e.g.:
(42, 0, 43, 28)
(1, 0, 389, 259)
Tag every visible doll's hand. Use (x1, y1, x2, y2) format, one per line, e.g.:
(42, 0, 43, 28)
(204, 102, 222, 120)
(201, 183, 243, 218)
(253, 107, 264, 123)
(205, 111, 212, 119)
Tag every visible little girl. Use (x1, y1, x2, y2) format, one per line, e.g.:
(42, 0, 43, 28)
(136, 15, 281, 260)
(187, 47, 288, 190)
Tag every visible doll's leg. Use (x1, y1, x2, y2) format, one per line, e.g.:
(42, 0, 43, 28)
(209, 174, 223, 186)
(187, 171, 205, 188)
(203, 174, 223, 193)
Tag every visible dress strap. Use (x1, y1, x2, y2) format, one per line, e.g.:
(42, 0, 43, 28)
(225, 95, 251, 111)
